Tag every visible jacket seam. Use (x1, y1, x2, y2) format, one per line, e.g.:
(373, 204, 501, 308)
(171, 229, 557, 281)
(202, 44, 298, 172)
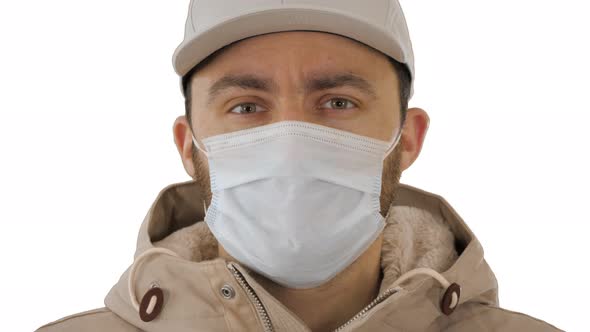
(36, 308, 111, 330)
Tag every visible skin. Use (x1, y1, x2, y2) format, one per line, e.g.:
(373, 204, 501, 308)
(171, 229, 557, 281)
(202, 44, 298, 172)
(173, 31, 429, 332)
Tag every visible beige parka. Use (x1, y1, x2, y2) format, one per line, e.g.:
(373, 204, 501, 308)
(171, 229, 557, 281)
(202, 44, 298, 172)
(36, 180, 563, 331)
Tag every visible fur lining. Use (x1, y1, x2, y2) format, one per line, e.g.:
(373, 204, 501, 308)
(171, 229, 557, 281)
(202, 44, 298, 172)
(153, 221, 218, 262)
(379, 205, 458, 294)
(154, 205, 458, 292)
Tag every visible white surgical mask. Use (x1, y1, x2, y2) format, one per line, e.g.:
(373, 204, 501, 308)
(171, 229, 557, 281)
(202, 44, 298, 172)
(192, 121, 402, 289)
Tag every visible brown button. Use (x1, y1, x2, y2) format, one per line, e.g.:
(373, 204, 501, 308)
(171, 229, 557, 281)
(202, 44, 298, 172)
(441, 283, 461, 316)
(139, 287, 164, 322)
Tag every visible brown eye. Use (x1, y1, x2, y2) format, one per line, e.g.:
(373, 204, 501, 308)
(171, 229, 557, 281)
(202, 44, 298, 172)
(322, 98, 357, 110)
(229, 103, 267, 114)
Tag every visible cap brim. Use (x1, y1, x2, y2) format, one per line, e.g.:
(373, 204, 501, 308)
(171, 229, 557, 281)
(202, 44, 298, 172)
(172, 6, 413, 98)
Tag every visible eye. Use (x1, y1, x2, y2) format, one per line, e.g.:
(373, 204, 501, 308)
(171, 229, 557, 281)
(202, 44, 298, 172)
(320, 98, 357, 110)
(228, 98, 357, 115)
(228, 103, 268, 115)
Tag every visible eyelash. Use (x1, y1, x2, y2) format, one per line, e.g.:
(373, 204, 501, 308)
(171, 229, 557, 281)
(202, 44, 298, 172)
(228, 97, 358, 115)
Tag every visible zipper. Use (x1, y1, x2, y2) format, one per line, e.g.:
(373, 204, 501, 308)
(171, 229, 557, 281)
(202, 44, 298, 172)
(332, 287, 400, 332)
(228, 261, 399, 332)
(227, 262, 274, 332)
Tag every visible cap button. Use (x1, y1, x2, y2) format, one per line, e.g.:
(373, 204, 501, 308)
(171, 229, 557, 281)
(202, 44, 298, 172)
(139, 287, 165, 322)
(441, 282, 461, 316)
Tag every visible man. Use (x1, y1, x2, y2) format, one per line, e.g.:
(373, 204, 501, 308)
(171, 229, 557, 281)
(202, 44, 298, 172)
(37, 1, 562, 331)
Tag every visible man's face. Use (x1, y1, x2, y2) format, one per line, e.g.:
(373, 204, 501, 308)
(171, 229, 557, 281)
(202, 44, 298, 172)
(189, 31, 404, 216)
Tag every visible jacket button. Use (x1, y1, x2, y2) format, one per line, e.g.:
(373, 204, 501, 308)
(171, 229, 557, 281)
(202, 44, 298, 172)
(441, 283, 461, 316)
(220, 284, 236, 299)
(139, 287, 164, 322)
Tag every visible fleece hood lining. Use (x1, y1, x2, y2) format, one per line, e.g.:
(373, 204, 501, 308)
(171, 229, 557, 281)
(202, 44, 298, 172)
(105, 180, 501, 332)
(152, 202, 459, 295)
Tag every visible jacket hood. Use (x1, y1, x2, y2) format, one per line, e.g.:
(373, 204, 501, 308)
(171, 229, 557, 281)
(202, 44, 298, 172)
(104, 180, 499, 331)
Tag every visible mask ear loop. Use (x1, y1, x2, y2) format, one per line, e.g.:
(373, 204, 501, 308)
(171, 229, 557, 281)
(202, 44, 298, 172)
(381, 118, 406, 221)
(191, 134, 210, 158)
(381, 120, 405, 162)
(191, 132, 211, 219)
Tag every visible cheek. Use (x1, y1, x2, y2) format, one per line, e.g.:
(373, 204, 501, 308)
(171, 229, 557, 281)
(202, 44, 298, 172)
(346, 109, 398, 142)
(378, 110, 401, 140)
(191, 113, 224, 139)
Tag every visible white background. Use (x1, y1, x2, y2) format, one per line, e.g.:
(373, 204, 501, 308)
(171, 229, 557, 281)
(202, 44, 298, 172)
(0, 1, 587, 331)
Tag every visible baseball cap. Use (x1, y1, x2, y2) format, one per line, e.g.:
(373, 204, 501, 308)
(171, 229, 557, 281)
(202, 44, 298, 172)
(172, 0, 415, 99)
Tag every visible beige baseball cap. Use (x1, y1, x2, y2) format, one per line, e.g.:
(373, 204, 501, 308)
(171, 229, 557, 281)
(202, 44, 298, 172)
(172, 0, 415, 99)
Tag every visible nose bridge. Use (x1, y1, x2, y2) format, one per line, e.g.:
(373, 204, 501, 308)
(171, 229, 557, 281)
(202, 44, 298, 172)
(275, 104, 307, 122)
(272, 91, 311, 123)
(271, 67, 315, 123)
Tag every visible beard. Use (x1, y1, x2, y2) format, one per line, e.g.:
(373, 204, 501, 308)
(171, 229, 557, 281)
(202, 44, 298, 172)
(191, 139, 404, 218)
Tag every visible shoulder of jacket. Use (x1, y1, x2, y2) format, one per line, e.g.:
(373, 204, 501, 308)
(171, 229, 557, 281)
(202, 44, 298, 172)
(485, 305, 563, 331)
(438, 302, 563, 332)
(35, 307, 140, 332)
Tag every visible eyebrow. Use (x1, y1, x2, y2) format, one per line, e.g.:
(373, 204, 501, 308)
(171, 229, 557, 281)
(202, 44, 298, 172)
(206, 72, 378, 107)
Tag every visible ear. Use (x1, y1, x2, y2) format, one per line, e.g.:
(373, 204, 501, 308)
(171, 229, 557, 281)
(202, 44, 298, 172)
(173, 115, 196, 177)
(399, 107, 430, 171)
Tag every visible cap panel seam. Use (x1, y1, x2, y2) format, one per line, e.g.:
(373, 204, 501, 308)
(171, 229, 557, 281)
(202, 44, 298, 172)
(189, 1, 196, 33)
(386, 0, 394, 29)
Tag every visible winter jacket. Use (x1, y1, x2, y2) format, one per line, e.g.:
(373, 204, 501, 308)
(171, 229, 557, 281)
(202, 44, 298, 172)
(36, 180, 563, 331)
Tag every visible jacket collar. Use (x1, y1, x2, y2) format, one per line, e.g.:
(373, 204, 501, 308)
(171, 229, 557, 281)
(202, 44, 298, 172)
(105, 180, 499, 331)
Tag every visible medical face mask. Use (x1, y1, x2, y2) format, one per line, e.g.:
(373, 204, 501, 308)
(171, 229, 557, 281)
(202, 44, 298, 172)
(192, 120, 402, 289)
